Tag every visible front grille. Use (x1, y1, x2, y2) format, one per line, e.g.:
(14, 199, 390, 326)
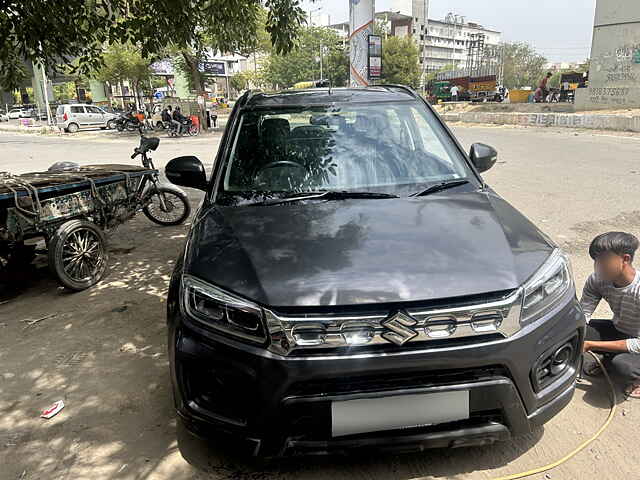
(288, 333, 504, 357)
(287, 365, 509, 398)
(266, 289, 522, 357)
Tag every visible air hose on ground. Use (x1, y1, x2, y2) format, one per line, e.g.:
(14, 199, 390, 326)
(409, 352, 617, 480)
(493, 351, 616, 480)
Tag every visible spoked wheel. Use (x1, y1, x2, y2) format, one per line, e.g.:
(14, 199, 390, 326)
(143, 187, 191, 226)
(188, 124, 199, 136)
(48, 220, 108, 291)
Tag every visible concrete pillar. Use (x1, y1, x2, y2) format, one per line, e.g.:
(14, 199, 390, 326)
(31, 62, 53, 111)
(349, 0, 375, 86)
(576, 0, 640, 110)
(174, 69, 191, 98)
(89, 80, 107, 103)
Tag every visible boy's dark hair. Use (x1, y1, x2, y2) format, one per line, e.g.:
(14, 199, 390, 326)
(589, 232, 639, 261)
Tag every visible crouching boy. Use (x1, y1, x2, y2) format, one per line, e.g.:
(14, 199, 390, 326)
(581, 231, 640, 398)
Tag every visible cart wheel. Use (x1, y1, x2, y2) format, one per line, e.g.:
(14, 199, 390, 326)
(48, 220, 108, 291)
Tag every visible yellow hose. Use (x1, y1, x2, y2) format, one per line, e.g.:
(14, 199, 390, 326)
(491, 352, 617, 480)
(408, 352, 617, 480)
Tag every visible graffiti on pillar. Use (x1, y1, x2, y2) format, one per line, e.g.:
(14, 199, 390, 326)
(587, 40, 640, 107)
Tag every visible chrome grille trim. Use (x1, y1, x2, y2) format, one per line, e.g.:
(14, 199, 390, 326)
(265, 289, 523, 356)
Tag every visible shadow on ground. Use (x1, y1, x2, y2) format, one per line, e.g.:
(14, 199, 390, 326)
(0, 189, 616, 480)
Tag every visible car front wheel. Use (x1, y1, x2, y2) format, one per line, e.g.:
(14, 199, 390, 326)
(66, 123, 79, 133)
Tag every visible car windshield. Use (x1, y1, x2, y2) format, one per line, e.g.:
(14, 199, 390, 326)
(221, 100, 475, 199)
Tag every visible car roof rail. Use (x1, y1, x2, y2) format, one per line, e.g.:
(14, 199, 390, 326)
(375, 84, 419, 99)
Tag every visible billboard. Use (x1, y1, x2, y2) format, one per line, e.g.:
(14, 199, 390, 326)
(368, 35, 382, 79)
(199, 61, 226, 75)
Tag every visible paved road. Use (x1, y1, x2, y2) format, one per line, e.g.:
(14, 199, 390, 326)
(1, 126, 639, 479)
(2, 125, 637, 310)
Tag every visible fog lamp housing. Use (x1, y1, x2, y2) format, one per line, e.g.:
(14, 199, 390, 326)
(531, 336, 579, 392)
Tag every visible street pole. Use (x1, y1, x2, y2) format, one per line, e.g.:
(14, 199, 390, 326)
(320, 45, 323, 80)
(40, 63, 52, 126)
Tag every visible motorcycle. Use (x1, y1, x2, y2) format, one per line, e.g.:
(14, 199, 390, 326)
(115, 111, 145, 132)
(168, 117, 199, 137)
(130, 134, 191, 226)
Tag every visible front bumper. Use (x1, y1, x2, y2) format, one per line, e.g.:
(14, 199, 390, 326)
(168, 293, 584, 457)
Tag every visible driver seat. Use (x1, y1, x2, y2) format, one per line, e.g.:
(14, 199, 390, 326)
(260, 118, 290, 159)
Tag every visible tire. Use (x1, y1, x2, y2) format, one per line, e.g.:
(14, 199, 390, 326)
(116, 123, 124, 132)
(67, 123, 79, 133)
(48, 220, 108, 291)
(107, 119, 116, 129)
(155, 121, 165, 131)
(188, 124, 199, 136)
(143, 187, 191, 226)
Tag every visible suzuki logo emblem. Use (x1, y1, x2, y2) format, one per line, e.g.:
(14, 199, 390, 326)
(381, 311, 418, 346)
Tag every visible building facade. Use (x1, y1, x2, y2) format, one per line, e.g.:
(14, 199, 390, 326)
(331, 10, 501, 86)
(422, 16, 501, 74)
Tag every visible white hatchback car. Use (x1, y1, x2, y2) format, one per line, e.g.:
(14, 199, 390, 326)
(56, 104, 118, 133)
(8, 108, 30, 119)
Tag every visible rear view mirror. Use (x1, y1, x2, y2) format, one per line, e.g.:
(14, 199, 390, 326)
(469, 143, 498, 173)
(166, 156, 207, 191)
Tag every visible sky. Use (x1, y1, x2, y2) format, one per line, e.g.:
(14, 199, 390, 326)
(306, 0, 597, 63)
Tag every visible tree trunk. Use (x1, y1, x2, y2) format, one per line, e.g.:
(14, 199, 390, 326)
(119, 81, 126, 109)
(181, 51, 204, 93)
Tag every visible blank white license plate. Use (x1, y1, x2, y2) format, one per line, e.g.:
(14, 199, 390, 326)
(331, 390, 469, 437)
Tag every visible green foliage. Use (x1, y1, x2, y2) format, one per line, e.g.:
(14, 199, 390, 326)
(501, 42, 547, 89)
(264, 27, 348, 88)
(380, 36, 420, 88)
(0, 0, 305, 91)
(230, 72, 250, 92)
(52, 82, 77, 102)
(424, 63, 456, 83)
(95, 43, 152, 87)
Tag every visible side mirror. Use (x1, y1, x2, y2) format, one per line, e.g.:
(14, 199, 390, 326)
(469, 143, 498, 173)
(166, 156, 207, 191)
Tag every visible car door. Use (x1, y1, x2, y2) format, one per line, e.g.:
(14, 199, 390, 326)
(87, 106, 105, 126)
(69, 106, 88, 127)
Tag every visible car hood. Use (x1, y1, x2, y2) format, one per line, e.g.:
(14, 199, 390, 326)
(185, 191, 554, 307)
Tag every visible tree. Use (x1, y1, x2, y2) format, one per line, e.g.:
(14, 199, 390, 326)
(0, 0, 305, 91)
(501, 42, 547, 89)
(95, 43, 152, 108)
(264, 27, 348, 88)
(380, 36, 420, 88)
(229, 72, 251, 92)
(425, 63, 456, 84)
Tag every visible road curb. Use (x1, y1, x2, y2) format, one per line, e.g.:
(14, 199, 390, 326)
(440, 112, 640, 132)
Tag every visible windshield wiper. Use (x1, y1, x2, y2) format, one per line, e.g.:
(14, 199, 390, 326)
(411, 179, 470, 197)
(251, 190, 399, 206)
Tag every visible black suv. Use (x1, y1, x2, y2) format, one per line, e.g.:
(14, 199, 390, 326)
(165, 86, 584, 457)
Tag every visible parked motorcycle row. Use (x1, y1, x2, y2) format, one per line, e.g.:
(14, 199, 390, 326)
(113, 111, 200, 137)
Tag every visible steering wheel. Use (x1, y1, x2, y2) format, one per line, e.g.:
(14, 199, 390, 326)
(256, 161, 308, 175)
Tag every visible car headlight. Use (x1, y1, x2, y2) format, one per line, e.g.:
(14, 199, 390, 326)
(181, 275, 266, 343)
(521, 249, 573, 324)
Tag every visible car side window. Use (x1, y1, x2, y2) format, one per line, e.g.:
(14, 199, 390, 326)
(70, 106, 85, 114)
(87, 106, 102, 114)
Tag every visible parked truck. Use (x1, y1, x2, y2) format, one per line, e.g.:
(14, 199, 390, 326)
(432, 68, 501, 102)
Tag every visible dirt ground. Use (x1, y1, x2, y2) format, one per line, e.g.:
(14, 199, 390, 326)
(1, 127, 640, 479)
